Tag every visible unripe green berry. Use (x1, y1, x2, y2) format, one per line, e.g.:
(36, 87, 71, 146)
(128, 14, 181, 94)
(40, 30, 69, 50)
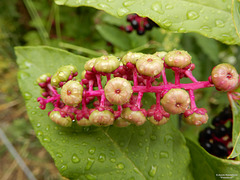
(61, 80, 83, 107)
(81, 70, 86, 79)
(49, 111, 72, 127)
(51, 74, 61, 87)
(165, 50, 192, 68)
(114, 117, 130, 127)
(64, 65, 77, 74)
(121, 108, 146, 126)
(57, 68, 71, 81)
(84, 58, 97, 71)
(136, 55, 164, 77)
(184, 112, 208, 126)
(154, 51, 167, 59)
(104, 77, 133, 105)
(94, 56, 120, 73)
(148, 116, 169, 125)
(77, 118, 92, 126)
(161, 89, 190, 114)
(37, 73, 51, 84)
(89, 110, 114, 126)
(121, 52, 144, 65)
(211, 63, 239, 92)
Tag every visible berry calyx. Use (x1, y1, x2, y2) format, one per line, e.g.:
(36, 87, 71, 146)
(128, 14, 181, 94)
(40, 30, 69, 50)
(211, 63, 239, 92)
(94, 56, 120, 73)
(136, 55, 164, 77)
(61, 80, 83, 107)
(164, 50, 192, 68)
(161, 89, 190, 114)
(49, 111, 72, 127)
(121, 108, 146, 126)
(104, 77, 133, 105)
(89, 110, 114, 126)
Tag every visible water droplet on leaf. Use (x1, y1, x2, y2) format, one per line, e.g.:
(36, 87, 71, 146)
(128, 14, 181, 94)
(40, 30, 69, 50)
(123, 0, 135, 7)
(98, 153, 106, 162)
(215, 20, 225, 27)
(60, 164, 68, 172)
(23, 92, 32, 100)
(187, 11, 199, 20)
(148, 165, 157, 177)
(43, 136, 51, 142)
(72, 154, 80, 163)
(88, 147, 96, 155)
(85, 158, 95, 170)
(117, 163, 125, 169)
(56, 153, 63, 158)
(159, 151, 169, 158)
(151, 2, 164, 14)
(117, 8, 129, 17)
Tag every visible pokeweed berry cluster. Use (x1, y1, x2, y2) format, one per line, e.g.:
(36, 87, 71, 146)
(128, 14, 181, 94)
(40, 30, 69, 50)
(37, 50, 240, 128)
(120, 14, 159, 35)
(199, 106, 233, 158)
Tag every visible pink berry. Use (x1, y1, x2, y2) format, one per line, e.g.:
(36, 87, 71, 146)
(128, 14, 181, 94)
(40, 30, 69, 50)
(121, 108, 146, 126)
(104, 77, 133, 105)
(49, 111, 72, 127)
(136, 54, 164, 77)
(164, 50, 192, 68)
(211, 63, 239, 92)
(89, 110, 114, 126)
(61, 80, 83, 107)
(184, 112, 208, 126)
(161, 88, 190, 114)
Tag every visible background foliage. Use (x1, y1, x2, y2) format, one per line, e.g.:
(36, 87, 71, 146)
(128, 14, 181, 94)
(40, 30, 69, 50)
(1, 0, 240, 179)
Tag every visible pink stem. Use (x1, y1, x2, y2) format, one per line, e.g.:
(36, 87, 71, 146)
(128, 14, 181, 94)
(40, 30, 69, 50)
(185, 70, 198, 83)
(106, 74, 111, 82)
(188, 89, 197, 110)
(47, 84, 59, 96)
(175, 71, 180, 85)
(133, 68, 138, 86)
(156, 93, 160, 108)
(89, 80, 94, 91)
(100, 94, 106, 107)
(137, 92, 144, 109)
(161, 67, 168, 85)
(96, 74, 102, 89)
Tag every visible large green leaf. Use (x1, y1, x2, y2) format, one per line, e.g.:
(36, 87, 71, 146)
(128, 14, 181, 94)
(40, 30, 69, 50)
(187, 139, 240, 179)
(54, 0, 240, 45)
(228, 93, 240, 159)
(16, 46, 194, 179)
(232, 0, 240, 39)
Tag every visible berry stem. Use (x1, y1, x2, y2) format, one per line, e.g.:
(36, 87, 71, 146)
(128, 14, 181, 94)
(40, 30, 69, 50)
(161, 67, 168, 85)
(96, 74, 102, 89)
(185, 70, 198, 83)
(175, 71, 180, 85)
(156, 93, 161, 108)
(188, 89, 197, 110)
(137, 92, 144, 109)
(133, 68, 138, 86)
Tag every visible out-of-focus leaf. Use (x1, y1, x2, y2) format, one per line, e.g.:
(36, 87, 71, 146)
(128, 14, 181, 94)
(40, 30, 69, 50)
(232, 0, 240, 39)
(55, 0, 240, 45)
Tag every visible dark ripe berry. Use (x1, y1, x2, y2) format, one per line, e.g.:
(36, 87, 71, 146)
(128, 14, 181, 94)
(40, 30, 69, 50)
(125, 25, 133, 33)
(144, 22, 152, 30)
(214, 125, 228, 138)
(131, 19, 139, 29)
(137, 28, 145, 35)
(212, 142, 229, 157)
(200, 141, 213, 154)
(220, 106, 232, 121)
(212, 115, 222, 127)
(199, 127, 213, 142)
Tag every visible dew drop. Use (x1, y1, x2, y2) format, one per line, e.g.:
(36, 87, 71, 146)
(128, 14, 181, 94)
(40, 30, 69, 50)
(88, 147, 96, 155)
(215, 20, 225, 28)
(150, 135, 157, 140)
(43, 136, 51, 142)
(187, 11, 199, 20)
(85, 158, 95, 170)
(36, 130, 43, 136)
(165, 4, 173, 9)
(123, 0, 135, 7)
(162, 20, 172, 28)
(200, 26, 211, 32)
(159, 151, 169, 159)
(18, 71, 30, 80)
(85, 0, 97, 4)
(151, 2, 164, 14)
(98, 153, 106, 162)
(72, 154, 80, 163)
(110, 158, 116, 163)
(85, 174, 97, 180)
(36, 123, 41, 127)
(117, 8, 129, 16)
(164, 134, 173, 144)
(178, 27, 186, 33)
(138, 142, 143, 147)
(139, 129, 146, 136)
(148, 165, 157, 177)
(20, 60, 32, 69)
(117, 163, 125, 169)
(82, 142, 88, 146)
(98, 3, 110, 8)
(23, 92, 32, 100)
(56, 152, 63, 158)
(60, 164, 68, 172)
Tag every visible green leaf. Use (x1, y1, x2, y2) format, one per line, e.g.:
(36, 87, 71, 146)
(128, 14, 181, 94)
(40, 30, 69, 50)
(16, 46, 194, 179)
(54, 0, 240, 45)
(187, 139, 240, 179)
(232, 0, 240, 39)
(228, 93, 240, 159)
